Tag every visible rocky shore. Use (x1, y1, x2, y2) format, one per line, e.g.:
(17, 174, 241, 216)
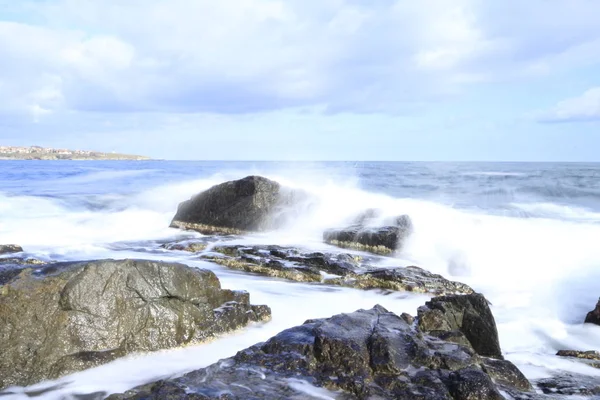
(0, 146, 150, 160)
(2, 174, 600, 398)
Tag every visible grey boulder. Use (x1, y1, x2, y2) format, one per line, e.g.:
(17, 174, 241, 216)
(0, 259, 270, 389)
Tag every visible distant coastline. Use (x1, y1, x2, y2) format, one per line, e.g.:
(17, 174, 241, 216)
(0, 146, 151, 160)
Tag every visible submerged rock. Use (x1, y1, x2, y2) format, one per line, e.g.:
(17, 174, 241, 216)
(202, 244, 473, 295)
(0, 259, 270, 389)
(170, 175, 306, 235)
(160, 236, 236, 253)
(585, 298, 600, 325)
(323, 212, 413, 255)
(0, 244, 23, 254)
(110, 294, 532, 400)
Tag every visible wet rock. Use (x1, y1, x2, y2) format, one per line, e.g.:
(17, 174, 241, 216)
(557, 350, 600, 361)
(417, 293, 503, 359)
(160, 236, 233, 253)
(0, 244, 23, 254)
(0, 259, 270, 389)
(323, 213, 413, 255)
(110, 297, 532, 400)
(446, 367, 504, 400)
(170, 176, 307, 235)
(536, 373, 600, 396)
(585, 298, 600, 325)
(480, 357, 532, 391)
(203, 245, 473, 295)
(556, 350, 600, 369)
(357, 266, 473, 294)
(163, 242, 208, 252)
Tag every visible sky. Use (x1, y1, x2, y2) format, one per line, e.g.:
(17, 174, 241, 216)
(0, 0, 600, 161)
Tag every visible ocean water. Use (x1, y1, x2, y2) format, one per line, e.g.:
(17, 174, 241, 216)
(1, 160, 600, 399)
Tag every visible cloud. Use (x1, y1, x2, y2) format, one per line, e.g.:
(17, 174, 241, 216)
(1, 0, 600, 120)
(538, 87, 600, 123)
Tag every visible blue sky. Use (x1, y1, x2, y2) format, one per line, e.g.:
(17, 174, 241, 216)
(1, 0, 599, 161)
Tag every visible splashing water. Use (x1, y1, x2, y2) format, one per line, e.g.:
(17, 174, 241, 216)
(2, 160, 600, 399)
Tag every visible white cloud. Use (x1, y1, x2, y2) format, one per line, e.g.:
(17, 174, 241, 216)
(1, 0, 600, 119)
(539, 87, 600, 122)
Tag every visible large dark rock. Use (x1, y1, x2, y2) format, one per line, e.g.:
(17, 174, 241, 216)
(109, 295, 532, 400)
(201, 244, 473, 295)
(0, 259, 270, 389)
(323, 212, 413, 255)
(170, 176, 305, 235)
(585, 298, 600, 325)
(417, 293, 503, 359)
(0, 244, 23, 254)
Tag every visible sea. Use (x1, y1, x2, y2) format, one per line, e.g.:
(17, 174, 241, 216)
(1, 160, 600, 399)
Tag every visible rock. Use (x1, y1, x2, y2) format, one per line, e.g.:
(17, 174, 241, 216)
(0, 259, 270, 389)
(536, 373, 600, 396)
(446, 368, 505, 400)
(161, 236, 238, 253)
(0, 244, 23, 254)
(110, 297, 532, 400)
(480, 357, 532, 391)
(585, 298, 600, 325)
(163, 242, 208, 252)
(202, 245, 473, 295)
(323, 213, 413, 255)
(170, 176, 306, 235)
(557, 350, 600, 361)
(556, 350, 600, 369)
(357, 266, 473, 294)
(417, 293, 503, 359)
